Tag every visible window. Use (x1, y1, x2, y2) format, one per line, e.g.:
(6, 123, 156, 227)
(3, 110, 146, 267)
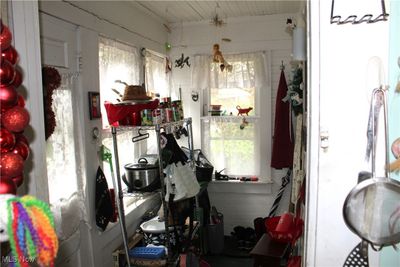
(99, 37, 141, 191)
(144, 50, 170, 98)
(98, 40, 170, 195)
(99, 37, 140, 128)
(198, 53, 270, 180)
(46, 82, 78, 203)
(45, 72, 87, 240)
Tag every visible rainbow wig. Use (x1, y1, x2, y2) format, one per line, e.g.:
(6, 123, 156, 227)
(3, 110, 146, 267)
(6, 195, 58, 267)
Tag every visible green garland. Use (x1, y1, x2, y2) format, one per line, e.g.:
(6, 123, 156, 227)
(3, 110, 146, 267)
(283, 66, 303, 115)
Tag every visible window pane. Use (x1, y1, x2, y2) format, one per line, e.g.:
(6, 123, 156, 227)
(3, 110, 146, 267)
(202, 120, 259, 176)
(145, 54, 169, 98)
(46, 89, 78, 203)
(99, 37, 139, 128)
(210, 87, 255, 116)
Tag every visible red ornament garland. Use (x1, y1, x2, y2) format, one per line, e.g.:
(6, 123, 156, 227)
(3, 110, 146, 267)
(0, 19, 30, 193)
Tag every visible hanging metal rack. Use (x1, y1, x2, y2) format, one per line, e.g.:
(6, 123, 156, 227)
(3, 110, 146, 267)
(330, 0, 389, 25)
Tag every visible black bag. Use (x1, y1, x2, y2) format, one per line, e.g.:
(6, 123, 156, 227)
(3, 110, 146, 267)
(182, 147, 214, 182)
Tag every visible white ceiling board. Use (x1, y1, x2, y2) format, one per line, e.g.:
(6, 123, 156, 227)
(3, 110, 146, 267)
(133, 1, 304, 23)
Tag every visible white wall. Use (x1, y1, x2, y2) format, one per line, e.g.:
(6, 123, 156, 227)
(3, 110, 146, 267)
(168, 14, 298, 234)
(12, 1, 168, 266)
(306, 0, 391, 266)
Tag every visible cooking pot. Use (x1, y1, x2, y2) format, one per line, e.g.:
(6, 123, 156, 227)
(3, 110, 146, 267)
(122, 158, 160, 192)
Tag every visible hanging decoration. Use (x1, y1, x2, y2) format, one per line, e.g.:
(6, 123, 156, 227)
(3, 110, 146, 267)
(0, 19, 59, 266)
(210, 3, 227, 27)
(0, 20, 31, 193)
(0, 194, 59, 267)
(42, 66, 61, 140)
(165, 57, 172, 73)
(239, 117, 249, 130)
(282, 66, 304, 115)
(212, 44, 232, 72)
(174, 53, 190, 68)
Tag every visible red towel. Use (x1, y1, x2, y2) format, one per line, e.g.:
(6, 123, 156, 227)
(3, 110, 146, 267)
(271, 70, 293, 169)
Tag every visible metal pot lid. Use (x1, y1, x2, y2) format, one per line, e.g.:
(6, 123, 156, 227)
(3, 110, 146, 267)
(124, 158, 158, 170)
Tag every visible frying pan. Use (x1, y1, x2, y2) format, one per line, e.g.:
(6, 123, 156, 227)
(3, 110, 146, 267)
(343, 87, 400, 248)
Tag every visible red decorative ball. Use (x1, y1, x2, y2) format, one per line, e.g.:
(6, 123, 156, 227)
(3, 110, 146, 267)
(0, 24, 12, 51)
(17, 93, 25, 107)
(0, 85, 18, 108)
(15, 133, 29, 146)
(1, 46, 19, 65)
(11, 69, 23, 88)
(0, 176, 17, 194)
(12, 173, 24, 187)
(0, 127, 16, 152)
(0, 152, 24, 178)
(2, 106, 30, 132)
(12, 140, 29, 160)
(0, 59, 16, 85)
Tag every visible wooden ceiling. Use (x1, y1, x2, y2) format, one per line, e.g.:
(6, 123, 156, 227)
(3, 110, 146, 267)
(133, 1, 304, 23)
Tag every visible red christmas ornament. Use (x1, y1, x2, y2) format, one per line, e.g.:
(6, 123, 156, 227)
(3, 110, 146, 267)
(11, 69, 22, 88)
(2, 106, 30, 132)
(0, 85, 18, 108)
(0, 152, 24, 178)
(12, 140, 29, 160)
(1, 46, 19, 65)
(15, 133, 29, 146)
(11, 173, 24, 187)
(0, 127, 16, 152)
(0, 59, 16, 84)
(0, 24, 12, 51)
(17, 93, 25, 107)
(0, 176, 16, 195)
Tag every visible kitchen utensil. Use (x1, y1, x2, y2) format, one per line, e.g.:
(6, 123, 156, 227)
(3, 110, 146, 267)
(343, 87, 400, 248)
(343, 241, 369, 267)
(343, 173, 372, 267)
(122, 158, 160, 192)
(132, 128, 149, 143)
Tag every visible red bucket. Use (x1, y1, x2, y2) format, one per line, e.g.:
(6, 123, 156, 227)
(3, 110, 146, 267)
(264, 213, 303, 244)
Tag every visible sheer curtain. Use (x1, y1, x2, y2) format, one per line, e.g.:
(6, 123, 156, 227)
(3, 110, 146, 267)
(194, 52, 269, 178)
(47, 75, 86, 240)
(99, 37, 146, 196)
(145, 50, 170, 98)
(99, 37, 140, 127)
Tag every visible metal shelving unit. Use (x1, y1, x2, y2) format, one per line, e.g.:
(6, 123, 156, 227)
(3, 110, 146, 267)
(110, 118, 194, 267)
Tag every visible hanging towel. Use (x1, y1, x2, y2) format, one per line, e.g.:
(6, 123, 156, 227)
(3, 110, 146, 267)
(271, 70, 294, 169)
(95, 167, 114, 231)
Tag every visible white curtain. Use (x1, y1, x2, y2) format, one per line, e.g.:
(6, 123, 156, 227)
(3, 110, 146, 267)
(192, 53, 268, 90)
(145, 51, 170, 98)
(194, 52, 268, 177)
(46, 75, 87, 240)
(98, 37, 142, 192)
(99, 37, 140, 127)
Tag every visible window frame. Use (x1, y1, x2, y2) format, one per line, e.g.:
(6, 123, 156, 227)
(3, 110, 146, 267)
(200, 53, 272, 182)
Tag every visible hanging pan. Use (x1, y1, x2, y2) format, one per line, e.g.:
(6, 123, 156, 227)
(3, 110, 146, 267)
(343, 87, 400, 249)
